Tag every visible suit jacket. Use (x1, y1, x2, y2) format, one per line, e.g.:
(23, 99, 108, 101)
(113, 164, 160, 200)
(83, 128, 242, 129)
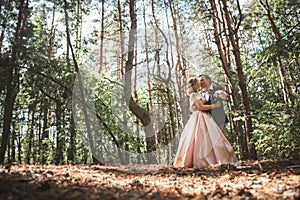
(200, 85, 228, 127)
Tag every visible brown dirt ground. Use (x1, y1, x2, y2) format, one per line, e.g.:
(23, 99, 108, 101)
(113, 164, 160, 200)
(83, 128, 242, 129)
(0, 159, 299, 200)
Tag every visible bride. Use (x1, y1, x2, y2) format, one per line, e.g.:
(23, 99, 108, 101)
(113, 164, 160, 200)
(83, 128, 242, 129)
(173, 77, 239, 168)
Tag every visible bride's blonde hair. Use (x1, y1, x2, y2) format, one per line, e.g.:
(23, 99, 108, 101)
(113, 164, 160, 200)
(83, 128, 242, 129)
(187, 77, 198, 96)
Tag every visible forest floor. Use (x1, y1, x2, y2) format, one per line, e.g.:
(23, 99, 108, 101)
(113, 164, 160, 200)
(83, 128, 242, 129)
(0, 159, 299, 200)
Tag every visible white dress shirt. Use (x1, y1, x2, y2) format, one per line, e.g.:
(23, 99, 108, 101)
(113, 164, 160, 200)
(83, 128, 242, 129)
(202, 84, 214, 101)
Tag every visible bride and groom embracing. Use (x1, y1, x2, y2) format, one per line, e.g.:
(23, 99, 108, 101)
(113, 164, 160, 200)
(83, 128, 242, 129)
(173, 74, 240, 169)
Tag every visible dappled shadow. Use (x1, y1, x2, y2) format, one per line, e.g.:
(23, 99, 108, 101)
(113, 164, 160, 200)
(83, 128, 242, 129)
(0, 166, 184, 200)
(0, 172, 183, 200)
(0, 159, 299, 200)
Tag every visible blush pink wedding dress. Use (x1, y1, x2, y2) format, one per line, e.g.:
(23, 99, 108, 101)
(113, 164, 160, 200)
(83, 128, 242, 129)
(173, 92, 239, 168)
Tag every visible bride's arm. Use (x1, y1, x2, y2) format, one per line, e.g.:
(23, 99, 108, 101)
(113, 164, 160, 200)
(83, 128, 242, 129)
(194, 99, 221, 111)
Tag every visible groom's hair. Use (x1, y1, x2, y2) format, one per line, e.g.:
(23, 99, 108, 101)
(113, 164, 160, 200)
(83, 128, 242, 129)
(199, 74, 211, 83)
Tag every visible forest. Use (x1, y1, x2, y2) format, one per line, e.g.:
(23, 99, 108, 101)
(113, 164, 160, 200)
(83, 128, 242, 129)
(0, 0, 299, 199)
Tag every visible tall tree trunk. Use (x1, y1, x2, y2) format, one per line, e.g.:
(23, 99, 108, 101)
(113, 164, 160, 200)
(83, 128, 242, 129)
(44, 5, 55, 164)
(75, 0, 82, 58)
(143, 0, 153, 118)
(63, 0, 99, 164)
(171, 0, 189, 127)
(166, 0, 179, 139)
(208, 0, 247, 159)
(142, 0, 151, 161)
(37, 110, 42, 164)
(0, 0, 25, 164)
(68, 111, 76, 164)
(48, 7, 56, 60)
(117, 0, 129, 164)
(125, 0, 156, 161)
(27, 110, 35, 164)
(41, 99, 49, 164)
(10, 121, 16, 163)
(55, 100, 64, 164)
(221, 0, 257, 159)
(18, 137, 22, 163)
(117, 0, 125, 80)
(152, 0, 178, 148)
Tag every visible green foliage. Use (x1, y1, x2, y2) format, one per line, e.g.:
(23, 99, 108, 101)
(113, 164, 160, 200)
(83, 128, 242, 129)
(1, 0, 299, 165)
(240, 0, 300, 160)
(252, 102, 300, 159)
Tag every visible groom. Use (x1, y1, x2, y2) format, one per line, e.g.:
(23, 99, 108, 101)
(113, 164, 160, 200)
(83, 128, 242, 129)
(198, 74, 229, 133)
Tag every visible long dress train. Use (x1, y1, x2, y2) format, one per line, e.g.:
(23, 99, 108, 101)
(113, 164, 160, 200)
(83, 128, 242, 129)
(173, 92, 239, 168)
